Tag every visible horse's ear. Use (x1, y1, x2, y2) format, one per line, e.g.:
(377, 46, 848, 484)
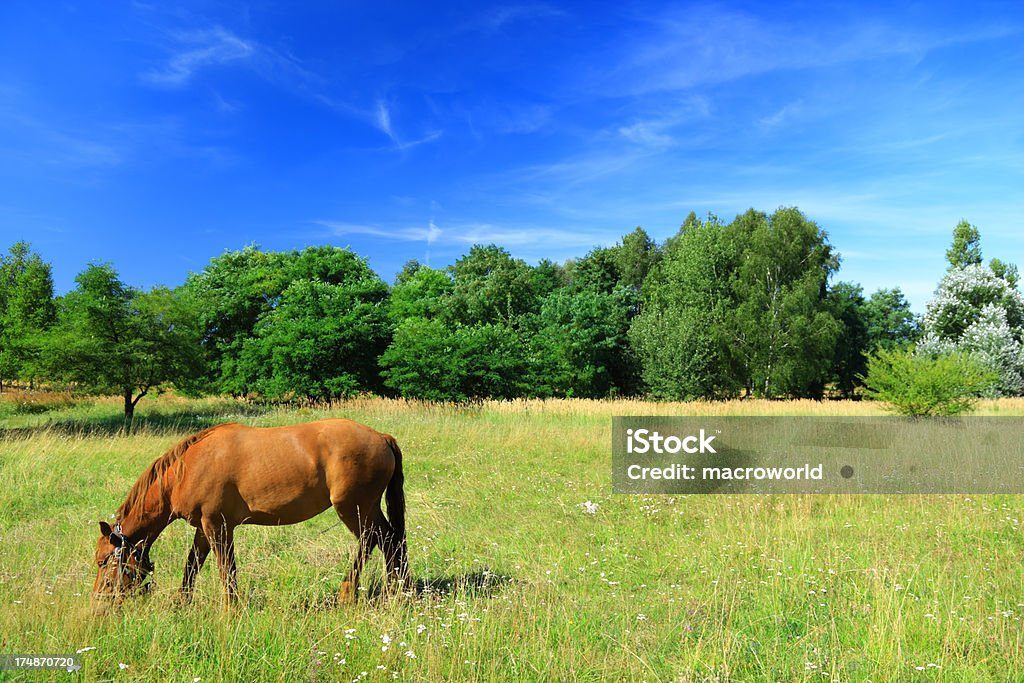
(99, 521, 113, 537)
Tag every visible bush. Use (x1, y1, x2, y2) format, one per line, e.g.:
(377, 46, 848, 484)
(859, 347, 995, 416)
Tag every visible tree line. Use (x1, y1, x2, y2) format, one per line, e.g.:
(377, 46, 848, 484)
(1, 208, 1021, 421)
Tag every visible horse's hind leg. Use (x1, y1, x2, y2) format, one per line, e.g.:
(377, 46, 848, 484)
(179, 527, 211, 602)
(201, 518, 238, 607)
(336, 505, 384, 603)
(380, 523, 410, 592)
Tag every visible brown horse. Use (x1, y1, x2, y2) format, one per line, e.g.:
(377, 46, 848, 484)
(92, 419, 408, 606)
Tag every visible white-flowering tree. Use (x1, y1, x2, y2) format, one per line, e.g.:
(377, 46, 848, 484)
(918, 265, 1024, 396)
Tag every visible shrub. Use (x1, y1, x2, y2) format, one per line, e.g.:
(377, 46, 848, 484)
(859, 347, 995, 416)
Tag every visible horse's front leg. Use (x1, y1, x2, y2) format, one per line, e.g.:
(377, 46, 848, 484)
(179, 526, 211, 601)
(201, 518, 238, 607)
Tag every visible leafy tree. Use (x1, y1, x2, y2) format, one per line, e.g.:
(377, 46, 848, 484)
(990, 257, 1020, 289)
(44, 264, 203, 426)
(946, 220, 982, 269)
(726, 207, 841, 398)
(862, 288, 918, 350)
(828, 282, 869, 398)
(616, 226, 659, 292)
(241, 273, 390, 402)
(447, 245, 543, 324)
(531, 287, 637, 397)
(630, 212, 739, 399)
(389, 264, 453, 321)
(378, 318, 465, 401)
(569, 227, 658, 295)
(380, 318, 529, 401)
(0, 242, 56, 389)
(918, 264, 1024, 396)
(185, 244, 386, 396)
(183, 245, 291, 395)
(569, 247, 621, 294)
(528, 259, 568, 299)
(453, 322, 531, 399)
(922, 264, 1024, 340)
(861, 347, 994, 416)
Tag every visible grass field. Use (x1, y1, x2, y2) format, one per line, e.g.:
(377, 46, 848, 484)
(2, 394, 1024, 681)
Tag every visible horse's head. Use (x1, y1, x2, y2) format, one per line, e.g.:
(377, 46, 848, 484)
(92, 521, 154, 603)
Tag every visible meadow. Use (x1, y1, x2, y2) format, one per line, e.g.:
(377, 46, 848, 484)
(1, 394, 1024, 682)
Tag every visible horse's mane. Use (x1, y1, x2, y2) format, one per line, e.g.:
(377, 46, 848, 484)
(116, 424, 225, 520)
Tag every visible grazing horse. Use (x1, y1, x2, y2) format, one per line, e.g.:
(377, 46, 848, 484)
(92, 419, 408, 606)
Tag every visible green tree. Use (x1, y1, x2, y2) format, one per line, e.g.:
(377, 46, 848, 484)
(447, 245, 542, 324)
(615, 226, 659, 292)
(828, 282, 869, 398)
(184, 245, 291, 395)
(528, 258, 568, 299)
(946, 220, 982, 269)
(378, 318, 464, 401)
(531, 287, 637, 397)
(568, 247, 621, 295)
(630, 212, 739, 399)
(0, 242, 56, 390)
(989, 258, 1020, 289)
(726, 207, 841, 398)
(185, 244, 386, 396)
(241, 273, 390, 402)
(44, 264, 203, 426)
(918, 265, 1024, 396)
(380, 318, 529, 401)
(862, 288, 918, 351)
(389, 263, 453, 321)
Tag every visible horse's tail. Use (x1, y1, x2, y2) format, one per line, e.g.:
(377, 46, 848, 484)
(383, 435, 409, 584)
(384, 436, 406, 541)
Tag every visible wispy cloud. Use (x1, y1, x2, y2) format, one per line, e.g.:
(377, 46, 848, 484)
(316, 220, 441, 244)
(143, 27, 255, 86)
(618, 120, 674, 148)
(141, 24, 318, 94)
(474, 4, 566, 33)
(759, 100, 804, 129)
(375, 101, 394, 142)
(0, 100, 123, 169)
(598, 6, 1022, 97)
(317, 218, 613, 251)
(372, 99, 443, 150)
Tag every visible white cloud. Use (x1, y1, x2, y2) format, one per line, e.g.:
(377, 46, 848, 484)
(316, 218, 614, 252)
(143, 27, 255, 86)
(759, 100, 804, 129)
(372, 100, 443, 151)
(598, 6, 1021, 97)
(317, 220, 439, 243)
(618, 120, 674, 147)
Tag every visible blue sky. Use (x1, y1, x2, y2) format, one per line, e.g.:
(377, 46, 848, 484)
(1, 1, 1021, 311)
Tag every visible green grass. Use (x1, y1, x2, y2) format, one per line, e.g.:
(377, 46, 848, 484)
(2, 395, 1024, 681)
